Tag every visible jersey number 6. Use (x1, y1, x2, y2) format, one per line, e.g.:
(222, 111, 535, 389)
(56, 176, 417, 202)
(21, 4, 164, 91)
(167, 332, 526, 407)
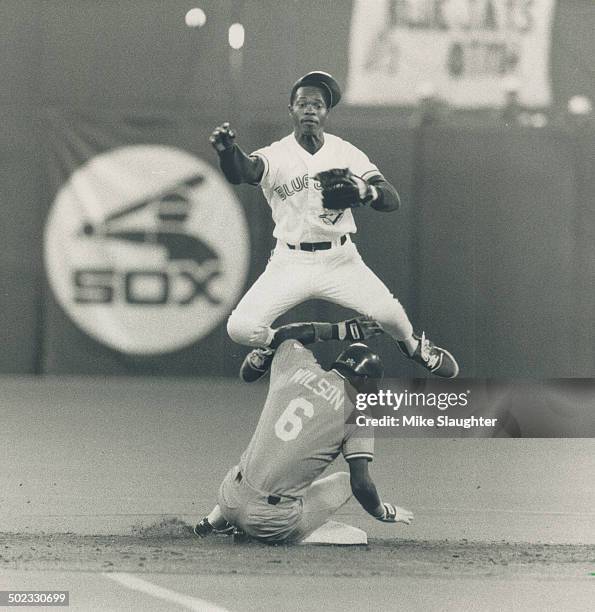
(274, 398, 314, 441)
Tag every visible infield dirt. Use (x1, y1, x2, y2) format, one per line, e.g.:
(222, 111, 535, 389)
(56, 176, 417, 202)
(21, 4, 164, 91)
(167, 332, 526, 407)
(2, 530, 593, 580)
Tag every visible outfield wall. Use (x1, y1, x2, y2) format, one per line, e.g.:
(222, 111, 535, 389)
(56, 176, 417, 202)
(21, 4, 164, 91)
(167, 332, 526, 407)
(1, 118, 593, 378)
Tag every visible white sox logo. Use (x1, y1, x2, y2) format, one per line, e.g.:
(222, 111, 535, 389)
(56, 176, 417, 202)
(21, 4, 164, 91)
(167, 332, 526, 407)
(44, 145, 250, 354)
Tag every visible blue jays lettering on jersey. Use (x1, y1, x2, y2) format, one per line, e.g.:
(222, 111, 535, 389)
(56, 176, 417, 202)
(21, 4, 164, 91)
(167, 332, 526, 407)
(251, 133, 383, 245)
(239, 340, 374, 497)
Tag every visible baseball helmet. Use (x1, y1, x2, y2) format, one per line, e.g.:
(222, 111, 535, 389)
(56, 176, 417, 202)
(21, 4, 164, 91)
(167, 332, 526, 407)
(290, 71, 342, 108)
(332, 343, 384, 381)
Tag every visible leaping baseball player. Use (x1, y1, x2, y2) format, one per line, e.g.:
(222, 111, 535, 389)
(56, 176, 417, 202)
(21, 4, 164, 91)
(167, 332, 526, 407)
(195, 316, 414, 543)
(210, 71, 459, 379)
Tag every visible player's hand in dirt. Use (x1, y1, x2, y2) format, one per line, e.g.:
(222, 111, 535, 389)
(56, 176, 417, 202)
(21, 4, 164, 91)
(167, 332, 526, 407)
(338, 316, 384, 342)
(376, 502, 414, 524)
(209, 122, 236, 152)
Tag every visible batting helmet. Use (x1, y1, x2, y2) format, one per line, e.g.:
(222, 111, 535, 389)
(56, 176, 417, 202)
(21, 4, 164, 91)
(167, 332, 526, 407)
(332, 343, 384, 381)
(290, 71, 342, 109)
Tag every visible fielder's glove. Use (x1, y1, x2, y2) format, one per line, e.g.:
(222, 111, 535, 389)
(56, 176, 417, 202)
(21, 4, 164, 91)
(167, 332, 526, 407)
(375, 502, 414, 525)
(337, 316, 383, 342)
(314, 168, 377, 210)
(209, 122, 236, 153)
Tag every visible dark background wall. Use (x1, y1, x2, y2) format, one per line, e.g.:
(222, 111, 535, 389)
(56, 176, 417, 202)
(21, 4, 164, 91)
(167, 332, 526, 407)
(1, 0, 593, 377)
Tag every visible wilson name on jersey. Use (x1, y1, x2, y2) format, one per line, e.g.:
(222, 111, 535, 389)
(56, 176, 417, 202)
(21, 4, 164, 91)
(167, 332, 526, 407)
(289, 367, 344, 412)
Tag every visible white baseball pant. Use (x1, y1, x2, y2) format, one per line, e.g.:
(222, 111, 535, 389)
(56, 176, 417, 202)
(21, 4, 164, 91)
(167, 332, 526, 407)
(218, 466, 352, 543)
(227, 237, 414, 346)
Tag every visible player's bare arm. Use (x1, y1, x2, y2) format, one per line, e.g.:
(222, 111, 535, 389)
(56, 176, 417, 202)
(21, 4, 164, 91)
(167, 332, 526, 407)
(348, 457, 413, 525)
(209, 122, 264, 185)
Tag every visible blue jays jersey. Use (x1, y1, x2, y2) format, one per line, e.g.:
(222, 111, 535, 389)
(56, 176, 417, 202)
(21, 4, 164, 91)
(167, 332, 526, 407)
(251, 133, 383, 244)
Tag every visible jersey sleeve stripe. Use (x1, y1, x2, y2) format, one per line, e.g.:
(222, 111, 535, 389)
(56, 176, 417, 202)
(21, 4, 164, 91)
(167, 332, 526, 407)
(344, 452, 374, 461)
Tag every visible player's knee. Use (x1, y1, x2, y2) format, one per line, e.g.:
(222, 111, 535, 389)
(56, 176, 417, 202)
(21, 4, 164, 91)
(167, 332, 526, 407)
(366, 298, 405, 326)
(227, 312, 271, 347)
(226, 311, 253, 345)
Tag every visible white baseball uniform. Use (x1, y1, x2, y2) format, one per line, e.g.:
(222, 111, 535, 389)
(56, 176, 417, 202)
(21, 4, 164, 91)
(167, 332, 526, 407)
(226, 132, 414, 347)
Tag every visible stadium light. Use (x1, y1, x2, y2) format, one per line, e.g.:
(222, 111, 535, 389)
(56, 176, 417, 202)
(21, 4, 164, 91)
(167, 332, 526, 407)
(567, 95, 593, 116)
(185, 8, 207, 28)
(228, 23, 245, 50)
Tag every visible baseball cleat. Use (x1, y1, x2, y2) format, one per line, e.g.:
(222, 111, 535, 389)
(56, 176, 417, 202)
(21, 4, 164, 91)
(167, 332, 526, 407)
(194, 518, 214, 538)
(213, 522, 236, 536)
(398, 332, 459, 378)
(239, 347, 275, 383)
(194, 519, 236, 538)
(232, 528, 255, 544)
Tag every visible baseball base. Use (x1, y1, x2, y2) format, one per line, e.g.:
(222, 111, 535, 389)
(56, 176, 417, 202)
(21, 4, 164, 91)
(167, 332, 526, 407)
(300, 520, 367, 545)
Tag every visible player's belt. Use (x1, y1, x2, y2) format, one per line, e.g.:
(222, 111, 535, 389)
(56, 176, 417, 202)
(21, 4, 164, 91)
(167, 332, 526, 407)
(236, 470, 286, 505)
(287, 234, 347, 252)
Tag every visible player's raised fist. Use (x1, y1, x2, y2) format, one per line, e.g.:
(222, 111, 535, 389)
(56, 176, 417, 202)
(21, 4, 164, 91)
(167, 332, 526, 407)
(209, 122, 236, 152)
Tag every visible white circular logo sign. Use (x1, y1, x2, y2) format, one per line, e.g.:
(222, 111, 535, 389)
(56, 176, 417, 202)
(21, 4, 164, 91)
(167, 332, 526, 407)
(44, 145, 250, 354)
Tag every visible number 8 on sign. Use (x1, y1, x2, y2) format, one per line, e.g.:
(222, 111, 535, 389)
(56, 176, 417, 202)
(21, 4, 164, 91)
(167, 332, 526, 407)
(274, 398, 314, 441)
